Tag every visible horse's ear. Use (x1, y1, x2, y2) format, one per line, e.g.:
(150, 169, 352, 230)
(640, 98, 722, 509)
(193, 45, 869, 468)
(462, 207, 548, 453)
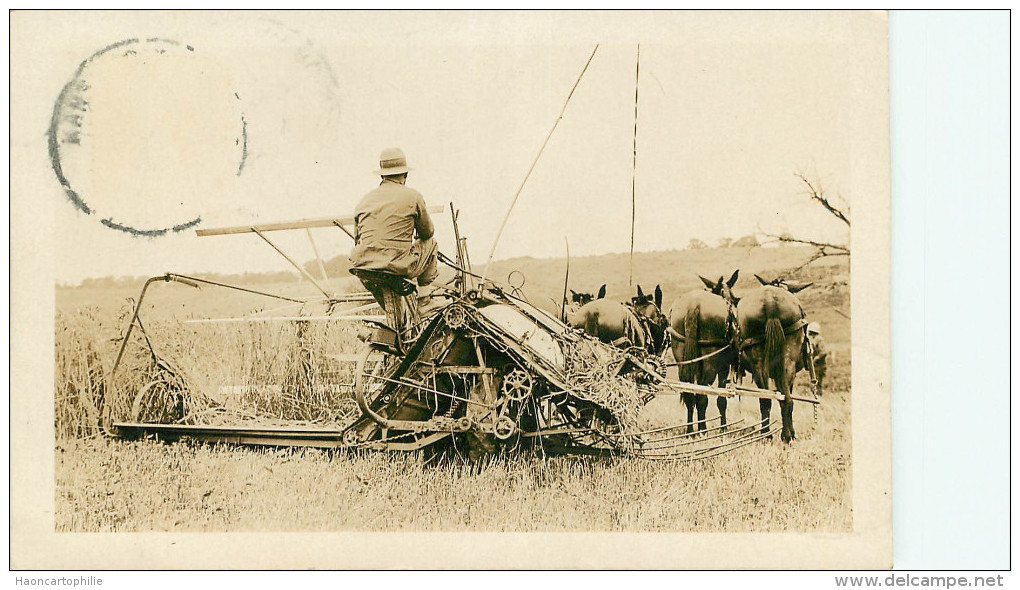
(754, 274, 768, 285)
(654, 285, 662, 309)
(570, 289, 577, 297)
(727, 269, 740, 288)
(699, 275, 716, 290)
(636, 285, 645, 299)
(787, 281, 813, 294)
(597, 284, 606, 299)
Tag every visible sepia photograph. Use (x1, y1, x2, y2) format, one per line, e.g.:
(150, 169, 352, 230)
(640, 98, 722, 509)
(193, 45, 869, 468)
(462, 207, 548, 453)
(11, 10, 891, 569)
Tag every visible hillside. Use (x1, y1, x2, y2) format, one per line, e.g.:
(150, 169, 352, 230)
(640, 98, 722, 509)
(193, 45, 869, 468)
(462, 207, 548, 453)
(485, 244, 848, 311)
(56, 244, 849, 323)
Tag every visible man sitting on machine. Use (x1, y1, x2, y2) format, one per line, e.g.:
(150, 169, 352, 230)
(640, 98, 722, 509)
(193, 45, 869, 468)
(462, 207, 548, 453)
(349, 148, 439, 345)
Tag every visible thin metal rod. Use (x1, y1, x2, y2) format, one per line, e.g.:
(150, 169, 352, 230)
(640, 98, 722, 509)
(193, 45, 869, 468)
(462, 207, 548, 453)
(599, 415, 722, 438)
(634, 427, 768, 461)
(245, 301, 307, 318)
(306, 228, 329, 282)
(628, 44, 640, 287)
(450, 204, 470, 294)
(639, 419, 748, 447)
(332, 220, 356, 241)
(641, 429, 773, 462)
(329, 302, 379, 315)
(363, 372, 495, 409)
(252, 228, 332, 299)
(639, 422, 752, 452)
(560, 236, 571, 321)
(480, 44, 599, 286)
(328, 292, 376, 302)
(168, 273, 305, 304)
(184, 314, 385, 324)
(109, 276, 160, 382)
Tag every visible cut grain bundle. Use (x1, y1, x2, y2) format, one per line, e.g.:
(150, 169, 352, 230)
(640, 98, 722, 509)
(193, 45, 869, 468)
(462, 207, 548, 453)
(561, 338, 645, 432)
(54, 308, 108, 439)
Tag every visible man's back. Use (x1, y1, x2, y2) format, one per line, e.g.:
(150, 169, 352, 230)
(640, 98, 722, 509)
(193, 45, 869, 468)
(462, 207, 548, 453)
(354, 181, 432, 247)
(350, 178, 435, 276)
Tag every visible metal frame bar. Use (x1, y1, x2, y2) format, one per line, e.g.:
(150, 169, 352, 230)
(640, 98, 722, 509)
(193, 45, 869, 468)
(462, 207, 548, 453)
(252, 228, 332, 298)
(305, 228, 329, 281)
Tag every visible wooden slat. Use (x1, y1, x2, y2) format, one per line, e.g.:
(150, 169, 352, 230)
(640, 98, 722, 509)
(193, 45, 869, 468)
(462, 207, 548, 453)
(183, 314, 386, 324)
(655, 380, 820, 404)
(195, 205, 446, 237)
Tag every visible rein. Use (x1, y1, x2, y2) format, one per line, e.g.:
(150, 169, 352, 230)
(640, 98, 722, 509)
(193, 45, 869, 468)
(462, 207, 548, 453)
(669, 344, 732, 366)
(667, 326, 729, 347)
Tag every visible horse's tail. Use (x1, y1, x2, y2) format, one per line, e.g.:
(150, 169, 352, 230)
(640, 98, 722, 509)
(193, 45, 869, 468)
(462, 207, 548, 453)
(584, 310, 600, 341)
(679, 308, 701, 383)
(764, 316, 785, 388)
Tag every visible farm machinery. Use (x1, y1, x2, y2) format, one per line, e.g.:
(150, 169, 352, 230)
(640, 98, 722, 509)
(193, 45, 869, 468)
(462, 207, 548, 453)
(107, 204, 818, 461)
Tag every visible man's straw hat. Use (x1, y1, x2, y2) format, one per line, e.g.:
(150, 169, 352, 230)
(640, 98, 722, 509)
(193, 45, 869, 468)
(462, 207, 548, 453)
(374, 147, 412, 176)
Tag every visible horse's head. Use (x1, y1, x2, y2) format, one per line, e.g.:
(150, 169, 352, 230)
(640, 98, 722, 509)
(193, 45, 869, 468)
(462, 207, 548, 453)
(699, 269, 741, 305)
(569, 289, 595, 307)
(568, 284, 605, 309)
(753, 274, 812, 294)
(631, 285, 668, 353)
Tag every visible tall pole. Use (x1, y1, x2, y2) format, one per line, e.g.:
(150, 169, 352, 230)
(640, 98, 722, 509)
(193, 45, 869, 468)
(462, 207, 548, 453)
(629, 44, 640, 287)
(480, 45, 599, 287)
(560, 236, 571, 322)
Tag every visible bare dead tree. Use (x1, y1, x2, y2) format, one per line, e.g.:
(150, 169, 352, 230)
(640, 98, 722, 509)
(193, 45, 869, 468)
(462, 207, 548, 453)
(760, 172, 851, 277)
(795, 172, 850, 227)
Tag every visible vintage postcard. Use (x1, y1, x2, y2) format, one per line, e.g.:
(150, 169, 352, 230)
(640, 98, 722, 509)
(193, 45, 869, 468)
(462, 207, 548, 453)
(11, 10, 890, 569)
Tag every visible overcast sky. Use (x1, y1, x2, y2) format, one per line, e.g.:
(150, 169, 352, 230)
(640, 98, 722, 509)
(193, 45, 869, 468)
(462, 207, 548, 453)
(14, 11, 877, 284)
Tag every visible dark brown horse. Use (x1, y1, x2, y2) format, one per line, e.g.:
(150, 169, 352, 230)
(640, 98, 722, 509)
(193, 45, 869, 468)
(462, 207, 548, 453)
(736, 279, 811, 443)
(570, 285, 668, 356)
(531, 285, 604, 323)
(629, 285, 669, 356)
(668, 270, 739, 433)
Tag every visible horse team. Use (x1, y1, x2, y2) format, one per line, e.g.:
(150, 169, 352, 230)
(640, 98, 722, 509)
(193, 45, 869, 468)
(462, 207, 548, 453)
(545, 272, 818, 444)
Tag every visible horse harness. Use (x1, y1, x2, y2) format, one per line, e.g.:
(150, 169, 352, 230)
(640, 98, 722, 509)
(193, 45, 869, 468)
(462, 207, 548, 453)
(737, 316, 809, 351)
(630, 304, 669, 356)
(666, 302, 738, 366)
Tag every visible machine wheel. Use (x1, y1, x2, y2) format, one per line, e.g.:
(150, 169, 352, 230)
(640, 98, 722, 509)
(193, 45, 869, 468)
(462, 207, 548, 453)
(131, 379, 187, 423)
(494, 416, 517, 440)
(342, 428, 361, 447)
(353, 344, 399, 427)
(353, 345, 392, 403)
(501, 368, 533, 402)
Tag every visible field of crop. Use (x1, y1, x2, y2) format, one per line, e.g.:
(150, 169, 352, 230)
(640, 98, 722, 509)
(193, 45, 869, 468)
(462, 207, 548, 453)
(54, 245, 851, 532)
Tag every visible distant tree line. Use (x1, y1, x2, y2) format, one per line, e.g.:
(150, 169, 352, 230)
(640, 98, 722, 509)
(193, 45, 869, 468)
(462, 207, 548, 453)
(686, 235, 761, 250)
(68, 252, 361, 289)
(72, 270, 300, 289)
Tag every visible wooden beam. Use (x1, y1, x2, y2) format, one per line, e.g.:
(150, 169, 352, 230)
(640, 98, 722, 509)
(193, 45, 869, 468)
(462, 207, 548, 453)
(195, 205, 446, 237)
(183, 314, 385, 324)
(654, 380, 821, 405)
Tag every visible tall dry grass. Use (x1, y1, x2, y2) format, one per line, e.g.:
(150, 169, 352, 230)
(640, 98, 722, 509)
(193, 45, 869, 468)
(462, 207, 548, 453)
(54, 305, 366, 438)
(54, 308, 108, 439)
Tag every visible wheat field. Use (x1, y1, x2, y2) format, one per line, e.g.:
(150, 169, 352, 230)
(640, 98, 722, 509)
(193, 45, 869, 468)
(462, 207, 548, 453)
(54, 246, 851, 532)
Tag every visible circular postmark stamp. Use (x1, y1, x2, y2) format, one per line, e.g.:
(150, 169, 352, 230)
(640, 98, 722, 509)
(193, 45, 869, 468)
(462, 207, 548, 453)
(48, 37, 246, 237)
